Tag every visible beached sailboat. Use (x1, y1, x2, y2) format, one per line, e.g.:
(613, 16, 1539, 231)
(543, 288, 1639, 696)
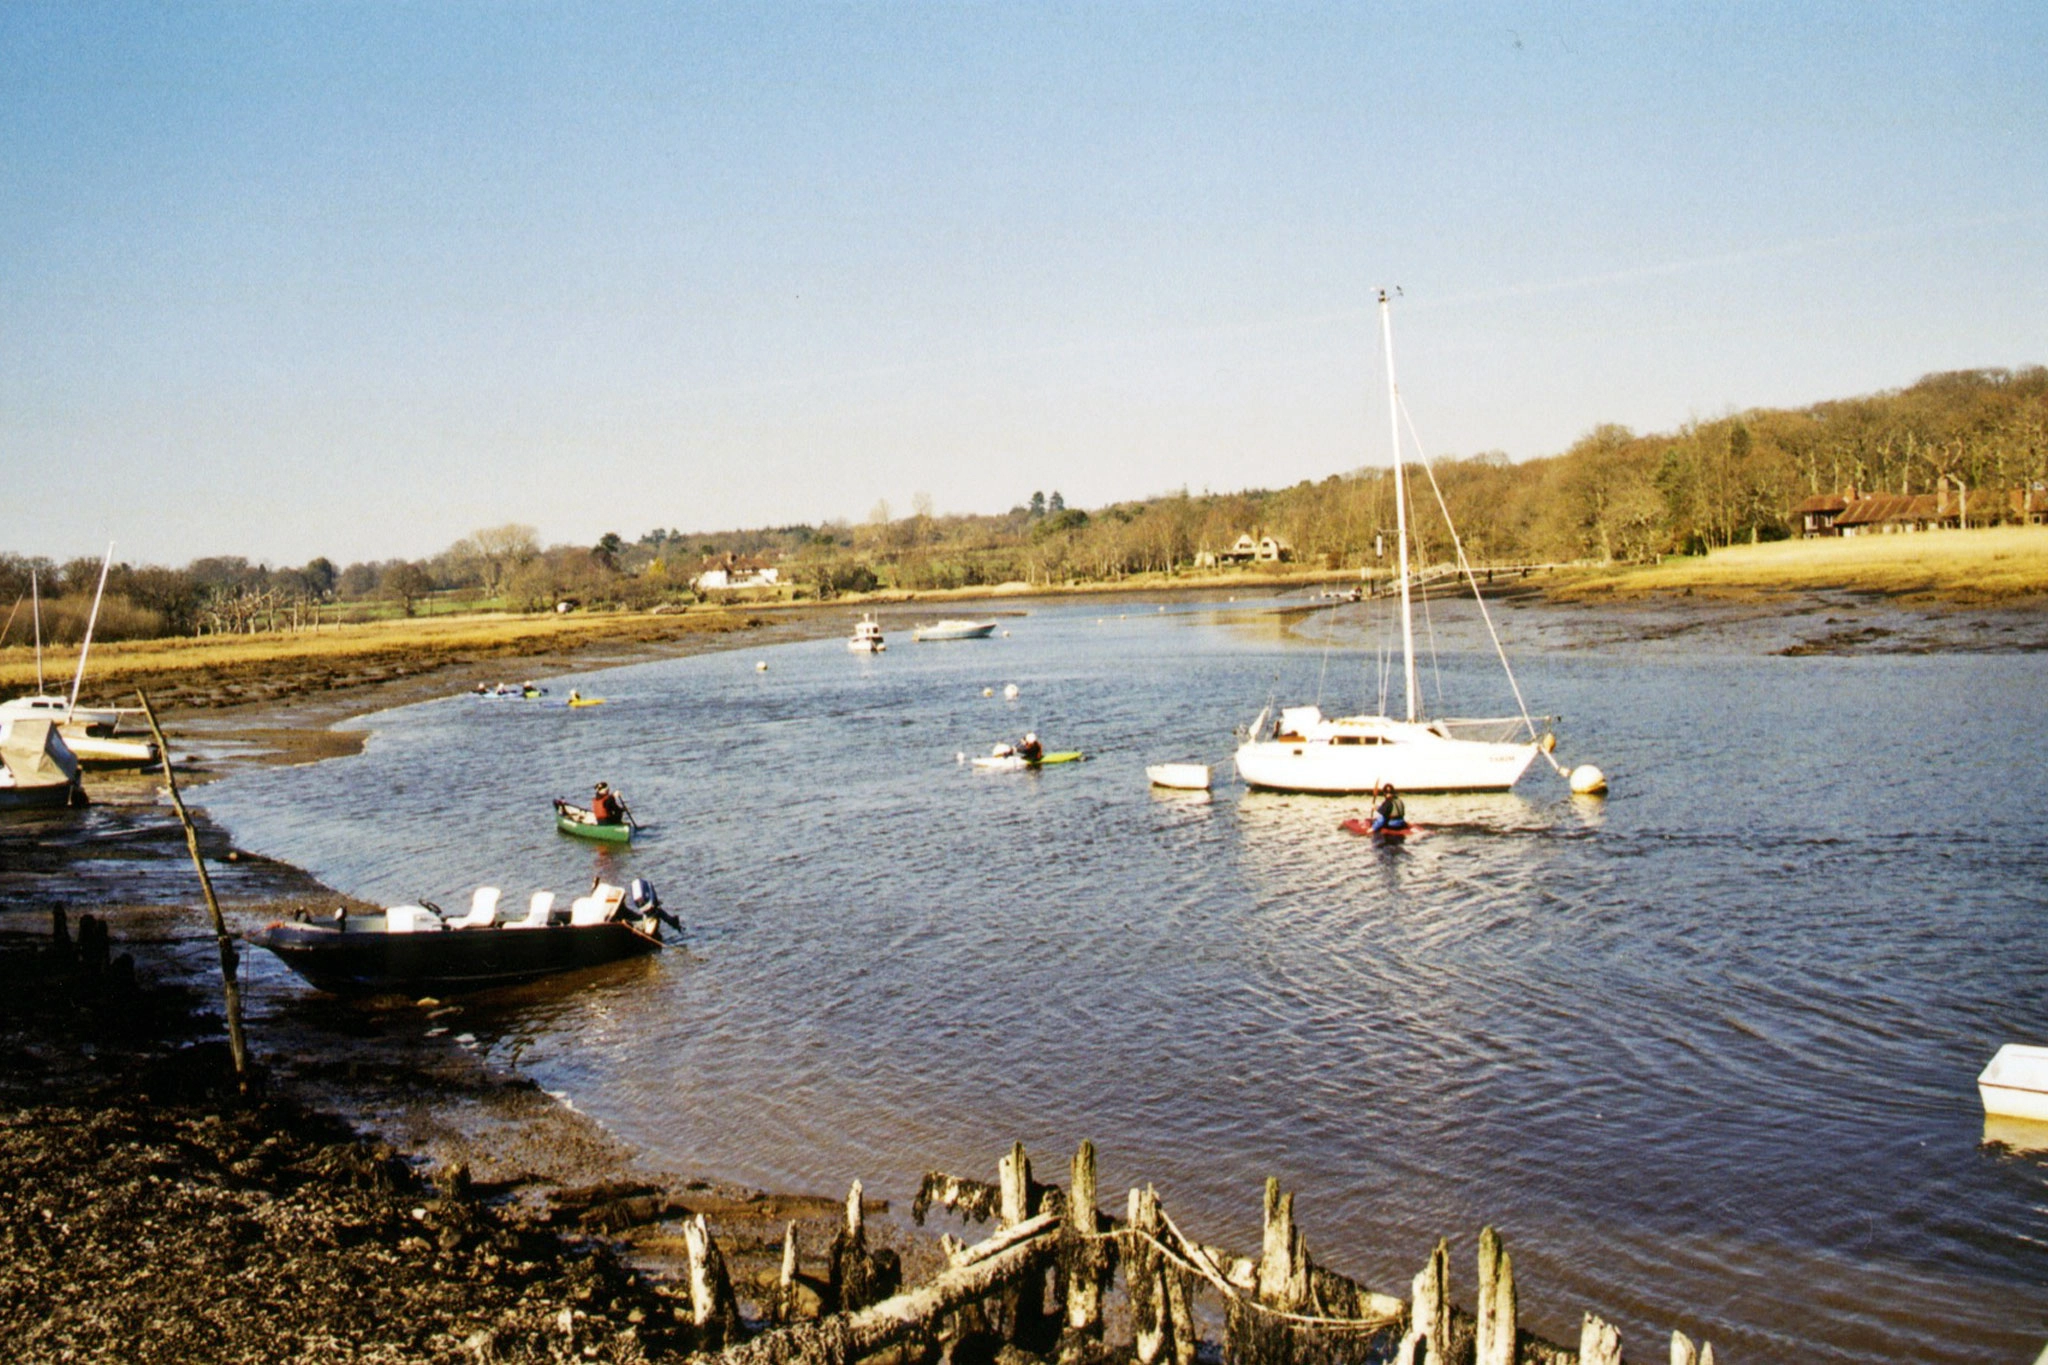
(0, 553, 159, 768)
(1234, 292, 1553, 795)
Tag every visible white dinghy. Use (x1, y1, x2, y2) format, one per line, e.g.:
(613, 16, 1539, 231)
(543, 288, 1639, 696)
(1979, 1044, 2048, 1122)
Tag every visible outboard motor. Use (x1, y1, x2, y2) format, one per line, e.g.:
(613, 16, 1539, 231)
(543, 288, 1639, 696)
(627, 877, 682, 932)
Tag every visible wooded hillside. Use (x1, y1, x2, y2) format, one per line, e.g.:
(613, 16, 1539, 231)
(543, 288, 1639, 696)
(5, 366, 2043, 640)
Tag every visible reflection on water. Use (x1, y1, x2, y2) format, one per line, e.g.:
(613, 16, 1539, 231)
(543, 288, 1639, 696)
(202, 597, 2048, 1363)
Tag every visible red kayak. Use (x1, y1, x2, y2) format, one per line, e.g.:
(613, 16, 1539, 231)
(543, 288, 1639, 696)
(1340, 817, 1418, 841)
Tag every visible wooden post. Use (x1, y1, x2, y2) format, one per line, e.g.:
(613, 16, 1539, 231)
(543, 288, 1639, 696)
(136, 690, 248, 1088)
(996, 1143, 1049, 1348)
(685, 1212, 743, 1348)
(1476, 1227, 1516, 1365)
(1670, 1330, 1698, 1365)
(773, 1221, 800, 1324)
(1128, 1185, 1173, 1365)
(999, 1141, 1032, 1226)
(1579, 1313, 1622, 1365)
(1059, 1140, 1109, 1362)
(1395, 1239, 1450, 1365)
(831, 1179, 877, 1312)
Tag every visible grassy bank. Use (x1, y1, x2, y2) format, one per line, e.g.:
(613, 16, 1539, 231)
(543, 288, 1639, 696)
(1553, 526, 2048, 603)
(0, 605, 775, 711)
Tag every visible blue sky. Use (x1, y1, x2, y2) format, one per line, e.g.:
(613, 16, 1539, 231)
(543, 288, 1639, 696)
(3, 2, 2043, 566)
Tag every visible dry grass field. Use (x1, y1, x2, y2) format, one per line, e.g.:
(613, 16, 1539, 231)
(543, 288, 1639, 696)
(1555, 525, 2048, 603)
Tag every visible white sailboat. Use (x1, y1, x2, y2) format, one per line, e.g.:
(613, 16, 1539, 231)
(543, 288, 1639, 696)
(1234, 291, 1553, 795)
(0, 548, 158, 767)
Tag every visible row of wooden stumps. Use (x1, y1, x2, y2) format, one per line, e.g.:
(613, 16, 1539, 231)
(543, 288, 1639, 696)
(683, 1141, 1716, 1365)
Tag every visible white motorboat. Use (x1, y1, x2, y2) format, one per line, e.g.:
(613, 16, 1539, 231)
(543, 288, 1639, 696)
(1979, 1044, 2048, 1122)
(1234, 292, 1554, 795)
(848, 614, 887, 652)
(913, 619, 997, 642)
(1146, 762, 1213, 790)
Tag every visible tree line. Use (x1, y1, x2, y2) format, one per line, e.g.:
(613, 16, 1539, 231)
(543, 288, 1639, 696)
(5, 365, 2043, 643)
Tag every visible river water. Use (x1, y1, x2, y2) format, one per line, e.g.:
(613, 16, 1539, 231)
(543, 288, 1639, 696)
(203, 595, 2048, 1362)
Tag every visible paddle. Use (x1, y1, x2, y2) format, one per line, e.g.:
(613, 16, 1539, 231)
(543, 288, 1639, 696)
(620, 799, 640, 832)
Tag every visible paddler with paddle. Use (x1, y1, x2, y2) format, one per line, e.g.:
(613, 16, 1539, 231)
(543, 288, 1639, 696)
(590, 781, 632, 827)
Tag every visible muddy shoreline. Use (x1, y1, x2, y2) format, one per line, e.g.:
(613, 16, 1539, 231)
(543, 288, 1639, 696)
(1, 608, 921, 1363)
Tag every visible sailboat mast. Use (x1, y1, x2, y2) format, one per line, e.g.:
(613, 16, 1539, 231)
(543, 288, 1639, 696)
(66, 544, 114, 721)
(1379, 290, 1419, 723)
(31, 570, 44, 694)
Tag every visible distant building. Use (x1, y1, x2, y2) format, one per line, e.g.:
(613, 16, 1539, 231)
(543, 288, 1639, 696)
(694, 553, 780, 592)
(1213, 532, 1293, 565)
(1797, 484, 1963, 537)
(2013, 485, 2048, 526)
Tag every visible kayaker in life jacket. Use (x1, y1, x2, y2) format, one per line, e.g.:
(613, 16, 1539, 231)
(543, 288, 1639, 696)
(1370, 783, 1407, 833)
(590, 782, 624, 824)
(1018, 733, 1044, 764)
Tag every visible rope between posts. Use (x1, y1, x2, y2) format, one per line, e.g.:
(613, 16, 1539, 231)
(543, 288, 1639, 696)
(1055, 1219, 1404, 1334)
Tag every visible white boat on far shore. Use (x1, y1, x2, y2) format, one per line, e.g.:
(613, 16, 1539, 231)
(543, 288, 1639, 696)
(913, 619, 997, 642)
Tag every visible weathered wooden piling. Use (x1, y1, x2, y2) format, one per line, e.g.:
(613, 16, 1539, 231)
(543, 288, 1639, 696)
(1579, 1313, 1623, 1365)
(1057, 1141, 1114, 1363)
(686, 1211, 744, 1349)
(696, 1141, 1718, 1365)
(1475, 1226, 1516, 1365)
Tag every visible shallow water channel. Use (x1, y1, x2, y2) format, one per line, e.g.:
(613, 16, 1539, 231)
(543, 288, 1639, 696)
(205, 595, 2048, 1362)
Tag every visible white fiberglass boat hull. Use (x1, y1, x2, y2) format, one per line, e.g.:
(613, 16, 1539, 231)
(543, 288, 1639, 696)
(1979, 1044, 2048, 1122)
(913, 620, 997, 642)
(1146, 763, 1213, 791)
(1235, 715, 1540, 794)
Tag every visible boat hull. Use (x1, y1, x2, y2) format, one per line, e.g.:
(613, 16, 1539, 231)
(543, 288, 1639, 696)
(972, 750, 1083, 771)
(1146, 763, 1213, 790)
(557, 812, 633, 843)
(1979, 1045, 2048, 1121)
(1235, 732, 1540, 794)
(913, 620, 997, 641)
(249, 919, 662, 995)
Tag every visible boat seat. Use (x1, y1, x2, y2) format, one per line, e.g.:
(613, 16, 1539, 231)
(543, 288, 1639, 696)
(445, 886, 502, 929)
(385, 905, 444, 933)
(569, 882, 626, 926)
(508, 891, 556, 929)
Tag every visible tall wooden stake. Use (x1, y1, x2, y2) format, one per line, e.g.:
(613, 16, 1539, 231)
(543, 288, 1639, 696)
(137, 690, 248, 1088)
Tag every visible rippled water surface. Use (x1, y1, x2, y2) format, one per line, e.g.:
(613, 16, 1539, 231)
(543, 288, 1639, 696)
(205, 597, 2048, 1361)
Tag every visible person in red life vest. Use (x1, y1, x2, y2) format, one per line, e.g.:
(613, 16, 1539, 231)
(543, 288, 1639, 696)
(590, 781, 624, 825)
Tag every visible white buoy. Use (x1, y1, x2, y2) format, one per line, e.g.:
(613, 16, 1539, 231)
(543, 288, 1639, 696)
(955, 751, 966, 764)
(982, 686, 994, 697)
(1569, 764, 1608, 795)
(1003, 683, 1019, 699)
(756, 661, 768, 672)
(1001, 629, 1010, 637)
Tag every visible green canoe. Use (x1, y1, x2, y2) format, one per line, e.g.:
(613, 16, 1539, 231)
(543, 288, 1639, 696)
(554, 801, 634, 843)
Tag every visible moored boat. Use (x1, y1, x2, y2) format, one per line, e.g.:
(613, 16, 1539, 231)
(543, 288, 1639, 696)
(1145, 762, 1213, 790)
(913, 619, 997, 642)
(848, 614, 887, 652)
(248, 880, 673, 994)
(1233, 293, 1562, 795)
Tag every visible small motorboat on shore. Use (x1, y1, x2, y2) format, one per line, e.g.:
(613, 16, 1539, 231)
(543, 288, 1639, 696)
(913, 619, 997, 642)
(848, 614, 887, 652)
(249, 880, 674, 994)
